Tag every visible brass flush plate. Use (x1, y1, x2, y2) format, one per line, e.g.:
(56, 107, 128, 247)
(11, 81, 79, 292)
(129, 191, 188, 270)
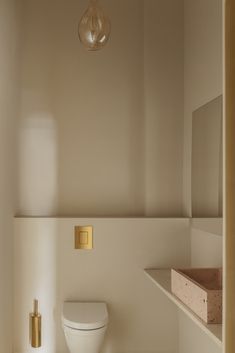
(74, 226, 93, 249)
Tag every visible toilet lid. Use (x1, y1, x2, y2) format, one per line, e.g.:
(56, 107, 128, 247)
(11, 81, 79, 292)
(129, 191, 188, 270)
(62, 302, 108, 330)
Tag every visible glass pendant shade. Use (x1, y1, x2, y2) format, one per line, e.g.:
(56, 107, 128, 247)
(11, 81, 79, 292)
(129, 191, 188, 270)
(78, 0, 111, 51)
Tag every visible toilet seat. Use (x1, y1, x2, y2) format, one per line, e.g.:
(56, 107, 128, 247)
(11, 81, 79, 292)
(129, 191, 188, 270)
(62, 302, 108, 331)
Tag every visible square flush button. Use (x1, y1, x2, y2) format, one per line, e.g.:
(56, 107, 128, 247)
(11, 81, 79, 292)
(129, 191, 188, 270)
(74, 226, 93, 250)
(79, 231, 88, 245)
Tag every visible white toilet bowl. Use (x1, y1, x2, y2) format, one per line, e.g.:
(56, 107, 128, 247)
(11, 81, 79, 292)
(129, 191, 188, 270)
(62, 302, 108, 353)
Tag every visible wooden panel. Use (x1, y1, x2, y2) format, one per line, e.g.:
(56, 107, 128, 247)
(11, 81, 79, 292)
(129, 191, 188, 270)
(224, 0, 235, 352)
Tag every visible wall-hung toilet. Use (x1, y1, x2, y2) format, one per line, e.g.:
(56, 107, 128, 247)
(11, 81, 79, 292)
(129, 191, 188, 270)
(62, 302, 108, 353)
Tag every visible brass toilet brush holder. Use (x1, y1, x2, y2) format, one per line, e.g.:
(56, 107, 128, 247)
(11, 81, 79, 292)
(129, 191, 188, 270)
(30, 299, 41, 348)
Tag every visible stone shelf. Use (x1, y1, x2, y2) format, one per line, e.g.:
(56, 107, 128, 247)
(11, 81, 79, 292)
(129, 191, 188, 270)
(144, 269, 222, 347)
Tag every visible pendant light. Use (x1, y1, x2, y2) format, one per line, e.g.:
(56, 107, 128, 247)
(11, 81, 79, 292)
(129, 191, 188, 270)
(78, 0, 111, 51)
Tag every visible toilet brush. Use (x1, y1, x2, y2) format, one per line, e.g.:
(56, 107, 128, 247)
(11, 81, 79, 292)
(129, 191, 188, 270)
(30, 299, 41, 348)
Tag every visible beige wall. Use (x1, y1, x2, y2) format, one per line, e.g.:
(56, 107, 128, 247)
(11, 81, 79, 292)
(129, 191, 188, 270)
(144, 0, 184, 216)
(17, 0, 184, 217)
(14, 218, 190, 353)
(0, 0, 20, 352)
(180, 2, 223, 352)
(190, 219, 223, 277)
(191, 96, 222, 217)
(183, 0, 223, 216)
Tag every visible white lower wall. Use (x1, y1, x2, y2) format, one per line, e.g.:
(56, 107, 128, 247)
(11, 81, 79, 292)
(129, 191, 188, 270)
(14, 218, 190, 353)
(178, 313, 222, 353)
